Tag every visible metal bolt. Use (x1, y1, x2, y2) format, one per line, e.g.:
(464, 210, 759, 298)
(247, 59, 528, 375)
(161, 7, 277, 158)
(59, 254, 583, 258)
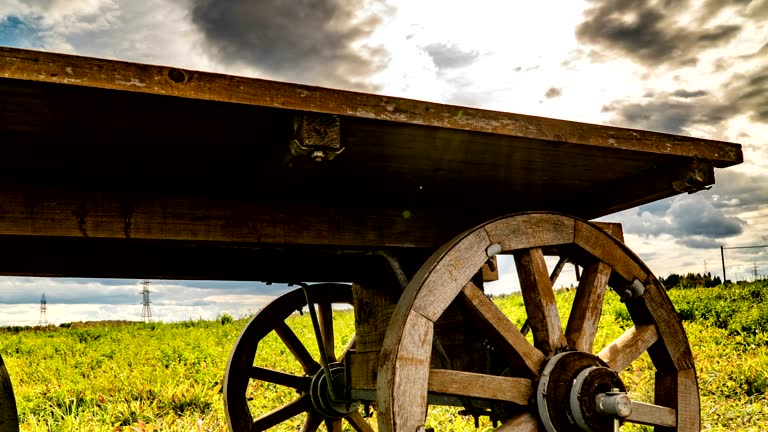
(311, 150, 326, 161)
(486, 243, 502, 258)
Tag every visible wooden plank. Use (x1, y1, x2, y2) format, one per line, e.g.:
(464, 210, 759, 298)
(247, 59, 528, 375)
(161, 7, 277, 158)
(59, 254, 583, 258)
(411, 228, 491, 322)
(460, 282, 545, 375)
(597, 324, 659, 372)
(0, 234, 430, 282)
(0, 47, 743, 165)
(427, 369, 532, 405)
(348, 351, 378, 391)
(514, 248, 567, 357)
(376, 311, 433, 432)
(483, 213, 575, 252)
(566, 261, 611, 352)
(351, 279, 400, 354)
(655, 368, 699, 432)
(496, 412, 539, 432)
(0, 185, 483, 248)
(627, 401, 677, 428)
(574, 221, 647, 283)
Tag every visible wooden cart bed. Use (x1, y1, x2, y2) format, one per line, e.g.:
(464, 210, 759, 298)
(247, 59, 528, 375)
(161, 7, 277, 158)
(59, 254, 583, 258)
(0, 47, 742, 281)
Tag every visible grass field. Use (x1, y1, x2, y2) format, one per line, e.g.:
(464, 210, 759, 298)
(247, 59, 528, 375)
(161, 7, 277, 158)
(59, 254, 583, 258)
(1, 281, 767, 431)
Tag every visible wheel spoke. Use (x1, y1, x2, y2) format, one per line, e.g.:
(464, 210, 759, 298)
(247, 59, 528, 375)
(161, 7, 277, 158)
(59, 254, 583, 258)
(249, 366, 311, 390)
(626, 401, 676, 428)
(252, 395, 311, 431)
(428, 369, 532, 405)
(496, 412, 539, 431)
(514, 248, 567, 356)
(339, 334, 356, 360)
(318, 302, 336, 362)
(597, 324, 658, 371)
(301, 411, 323, 432)
(565, 261, 611, 352)
(460, 282, 545, 375)
(325, 418, 342, 432)
(548, 256, 568, 285)
(275, 322, 321, 375)
(346, 411, 374, 432)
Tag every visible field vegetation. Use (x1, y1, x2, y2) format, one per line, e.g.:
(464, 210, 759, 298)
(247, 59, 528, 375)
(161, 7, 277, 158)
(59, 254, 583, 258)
(0, 281, 767, 431)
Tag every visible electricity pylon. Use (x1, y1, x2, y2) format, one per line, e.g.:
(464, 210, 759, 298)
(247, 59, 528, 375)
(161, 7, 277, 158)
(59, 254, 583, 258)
(140, 280, 152, 323)
(39, 293, 47, 325)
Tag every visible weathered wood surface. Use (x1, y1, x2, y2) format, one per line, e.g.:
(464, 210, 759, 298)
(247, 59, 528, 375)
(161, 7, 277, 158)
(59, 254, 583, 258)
(628, 401, 677, 428)
(0, 47, 743, 164)
(514, 248, 567, 357)
(427, 369, 532, 405)
(460, 282, 545, 375)
(598, 324, 659, 372)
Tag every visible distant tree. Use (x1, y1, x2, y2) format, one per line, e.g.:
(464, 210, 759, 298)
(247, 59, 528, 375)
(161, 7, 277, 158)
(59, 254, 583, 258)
(660, 272, 721, 289)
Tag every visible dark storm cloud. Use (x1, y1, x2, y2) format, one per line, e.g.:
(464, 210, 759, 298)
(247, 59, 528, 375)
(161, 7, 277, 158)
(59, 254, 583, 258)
(671, 89, 708, 98)
(705, 170, 768, 213)
(601, 97, 730, 134)
(545, 87, 562, 99)
(189, 0, 391, 90)
(608, 193, 745, 248)
(576, 0, 743, 67)
(601, 61, 768, 132)
(678, 236, 725, 249)
(424, 43, 479, 69)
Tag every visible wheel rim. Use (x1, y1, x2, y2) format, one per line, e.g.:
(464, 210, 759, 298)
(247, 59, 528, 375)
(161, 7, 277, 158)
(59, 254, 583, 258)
(377, 212, 698, 432)
(224, 283, 373, 432)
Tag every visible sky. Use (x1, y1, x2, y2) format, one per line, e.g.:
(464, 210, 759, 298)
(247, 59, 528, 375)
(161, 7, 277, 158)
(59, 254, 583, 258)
(0, 0, 767, 325)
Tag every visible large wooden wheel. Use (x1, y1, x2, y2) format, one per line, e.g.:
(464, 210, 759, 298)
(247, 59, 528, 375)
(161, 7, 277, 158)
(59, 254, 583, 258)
(225, 283, 373, 432)
(377, 212, 698, 431)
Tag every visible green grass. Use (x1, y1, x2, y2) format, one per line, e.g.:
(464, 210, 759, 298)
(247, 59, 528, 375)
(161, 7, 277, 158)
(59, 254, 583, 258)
(1, 282, 767, 430)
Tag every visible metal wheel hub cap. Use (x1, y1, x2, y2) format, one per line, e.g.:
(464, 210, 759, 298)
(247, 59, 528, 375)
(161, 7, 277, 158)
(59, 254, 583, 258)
(537, 351, 626, 432)
(309, 362, 359, 418)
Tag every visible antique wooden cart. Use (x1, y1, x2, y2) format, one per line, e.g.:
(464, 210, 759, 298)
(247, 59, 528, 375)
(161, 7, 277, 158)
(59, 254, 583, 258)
(0, 47, 743, 431)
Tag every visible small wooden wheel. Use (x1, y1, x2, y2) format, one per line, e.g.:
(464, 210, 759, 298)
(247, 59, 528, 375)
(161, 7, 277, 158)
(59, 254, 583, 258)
(377, 212, 698, 432)
(225, 283, 373, 432)
(0, 354, 19, 432)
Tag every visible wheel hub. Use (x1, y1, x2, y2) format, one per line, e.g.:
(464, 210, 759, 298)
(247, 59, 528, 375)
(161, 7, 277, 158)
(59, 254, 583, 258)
(537, 351, 626, 432)
(308, 362, 359, 418)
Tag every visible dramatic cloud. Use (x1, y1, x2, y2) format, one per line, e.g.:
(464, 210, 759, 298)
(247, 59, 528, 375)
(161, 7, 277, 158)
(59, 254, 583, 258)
(424, 43, 479, 69)
(189, 0, 391, 90)
(611, 193, 745, 248)
(602, 62, 768, 133)
(577, 0, 744, 67)
(0, 1, 213, 70)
